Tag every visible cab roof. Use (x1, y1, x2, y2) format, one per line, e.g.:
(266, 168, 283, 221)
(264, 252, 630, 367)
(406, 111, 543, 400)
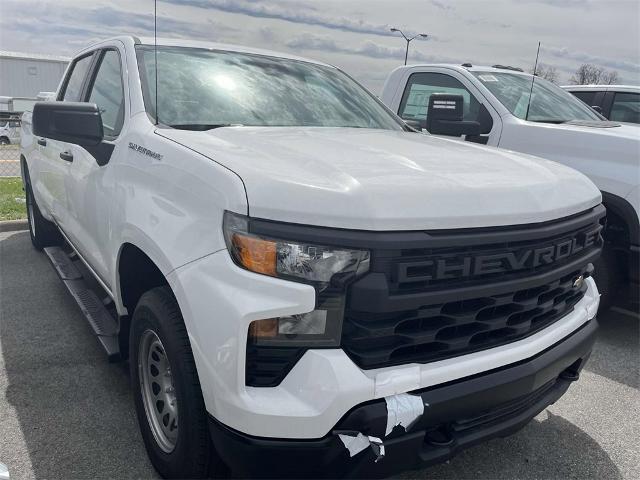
(561, 84, 639, 92)
(132, 36, 333, 68)
(394, 64, 532, 76)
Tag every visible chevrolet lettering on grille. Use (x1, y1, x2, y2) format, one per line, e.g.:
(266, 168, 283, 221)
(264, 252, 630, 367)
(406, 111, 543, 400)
(398, 225, 602, 282)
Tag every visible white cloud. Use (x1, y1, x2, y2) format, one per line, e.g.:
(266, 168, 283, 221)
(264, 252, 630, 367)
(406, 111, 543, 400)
(544, 45, 640, 75)
(286, 33, 452, 64)
(164, 0, 414, 37)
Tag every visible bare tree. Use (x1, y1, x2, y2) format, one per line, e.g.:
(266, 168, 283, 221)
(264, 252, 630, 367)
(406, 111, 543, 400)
(569, 64, 619, 85)
(602, 70, 619, 85)
(530, 64, 559, 84)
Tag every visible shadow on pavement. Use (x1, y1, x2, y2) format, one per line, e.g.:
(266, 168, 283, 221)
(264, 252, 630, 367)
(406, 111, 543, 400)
(397, 411, 622, 479)
(0, 231, 157, 479)
(585, 308, 639, 389)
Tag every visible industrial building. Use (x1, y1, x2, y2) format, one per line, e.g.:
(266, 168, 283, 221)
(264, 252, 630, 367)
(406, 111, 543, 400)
(0, 50, 69, 121)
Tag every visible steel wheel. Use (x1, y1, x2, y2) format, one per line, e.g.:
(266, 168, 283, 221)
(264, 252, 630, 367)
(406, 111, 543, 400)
(139, 329, 179, 453)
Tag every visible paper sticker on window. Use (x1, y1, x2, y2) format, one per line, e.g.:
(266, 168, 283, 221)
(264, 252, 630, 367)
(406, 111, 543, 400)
(478, 74, 498, 82)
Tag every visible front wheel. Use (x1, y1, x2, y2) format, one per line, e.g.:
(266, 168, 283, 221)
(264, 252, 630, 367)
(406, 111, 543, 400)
(130, 286, 227, 478)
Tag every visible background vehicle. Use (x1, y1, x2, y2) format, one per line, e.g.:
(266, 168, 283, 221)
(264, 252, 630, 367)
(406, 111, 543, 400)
(21, 37, 603, 478)
(382, 64, 639, 310)
(562, 85, 640, 124)
(0, 120, 20, 144)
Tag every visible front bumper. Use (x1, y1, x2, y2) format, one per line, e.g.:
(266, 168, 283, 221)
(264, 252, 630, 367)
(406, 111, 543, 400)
(209, 318, 597, 478)
(170, 249, 599, 439)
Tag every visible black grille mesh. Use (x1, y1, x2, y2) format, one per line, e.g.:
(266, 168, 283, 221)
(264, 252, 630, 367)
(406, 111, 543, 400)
(342, 267, 589, 369)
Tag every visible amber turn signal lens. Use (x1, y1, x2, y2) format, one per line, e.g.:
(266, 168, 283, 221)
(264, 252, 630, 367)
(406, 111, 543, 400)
(248, 319, 278, 339)
(232, 234, 277, 276)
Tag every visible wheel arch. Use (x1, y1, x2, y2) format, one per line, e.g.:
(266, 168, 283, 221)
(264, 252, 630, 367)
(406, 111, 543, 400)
(20, 154, 28, 184)
(116, 241, 173, 359)
(601, 191, 639, 246)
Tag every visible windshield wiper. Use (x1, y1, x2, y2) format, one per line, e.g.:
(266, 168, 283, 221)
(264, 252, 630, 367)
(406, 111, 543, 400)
(528, 119, 569, 124)
(168, 123, 238, 131)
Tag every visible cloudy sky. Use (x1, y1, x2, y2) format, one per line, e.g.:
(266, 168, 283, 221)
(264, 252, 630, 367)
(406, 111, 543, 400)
(1, 0, 638, 93)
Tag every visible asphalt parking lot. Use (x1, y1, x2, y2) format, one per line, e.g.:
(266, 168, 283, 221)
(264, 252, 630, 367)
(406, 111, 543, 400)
(1, 228, 638, 480)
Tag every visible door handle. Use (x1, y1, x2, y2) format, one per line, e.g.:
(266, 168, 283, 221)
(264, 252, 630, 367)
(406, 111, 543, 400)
(59, 151, 74, 162)
(37, 138, 47, 146)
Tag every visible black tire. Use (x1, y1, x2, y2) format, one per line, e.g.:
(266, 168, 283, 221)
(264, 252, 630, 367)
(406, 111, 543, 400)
(130, 286, 227, 479)
(593, 247, 622, 311)
(0, 137, 9, 145)
(24, 174, 62, 250)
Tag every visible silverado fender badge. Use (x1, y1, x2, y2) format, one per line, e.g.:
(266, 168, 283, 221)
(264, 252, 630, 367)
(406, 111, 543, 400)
(128, 142, 163, 160)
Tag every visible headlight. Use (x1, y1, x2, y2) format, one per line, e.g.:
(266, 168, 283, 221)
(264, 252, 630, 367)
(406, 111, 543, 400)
(223, 211, 370, 290)
(223, 211, 370, 347)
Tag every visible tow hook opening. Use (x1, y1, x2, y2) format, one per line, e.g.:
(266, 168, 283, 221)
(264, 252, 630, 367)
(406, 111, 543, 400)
(424, 425, 454, 447)
(559, 358, 584, 381)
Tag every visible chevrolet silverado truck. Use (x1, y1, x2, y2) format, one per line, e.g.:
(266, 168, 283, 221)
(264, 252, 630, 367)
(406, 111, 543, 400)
(21, 37, 603, 478)
(382, 64, 639, 310)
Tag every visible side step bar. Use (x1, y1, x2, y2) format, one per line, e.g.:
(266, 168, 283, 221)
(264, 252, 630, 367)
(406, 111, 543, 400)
(44, 246, 121, 362)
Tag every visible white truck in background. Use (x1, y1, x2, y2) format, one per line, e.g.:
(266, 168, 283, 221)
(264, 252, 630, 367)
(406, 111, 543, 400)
(382, 64, 640, 309)
(21, 37, 604, 478)
(562, 84, 640, 124)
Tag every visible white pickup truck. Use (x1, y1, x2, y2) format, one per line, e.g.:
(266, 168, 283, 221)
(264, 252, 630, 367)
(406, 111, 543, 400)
(21, 37, 603, 478)
(382, 64, 639, 309)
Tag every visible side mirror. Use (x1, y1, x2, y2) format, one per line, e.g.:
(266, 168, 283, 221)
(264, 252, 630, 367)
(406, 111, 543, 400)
(426, 94, 481, 137)
(33, 101, 103, 146)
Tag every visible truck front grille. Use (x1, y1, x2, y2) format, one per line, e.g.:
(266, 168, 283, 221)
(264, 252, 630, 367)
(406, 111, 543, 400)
(341, 206, 604, 370)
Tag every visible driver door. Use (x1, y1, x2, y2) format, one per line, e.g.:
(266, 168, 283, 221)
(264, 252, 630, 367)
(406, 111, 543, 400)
(62, 47, 126, 287)
(396, 69, 502, 146)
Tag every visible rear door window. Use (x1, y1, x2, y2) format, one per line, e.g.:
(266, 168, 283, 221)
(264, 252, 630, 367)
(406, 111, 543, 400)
(609, 92, 640, 124)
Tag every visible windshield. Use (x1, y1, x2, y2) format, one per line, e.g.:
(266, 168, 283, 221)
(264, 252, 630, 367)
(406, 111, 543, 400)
(472, 71, 602, 123)
(137, 46, 403, 130)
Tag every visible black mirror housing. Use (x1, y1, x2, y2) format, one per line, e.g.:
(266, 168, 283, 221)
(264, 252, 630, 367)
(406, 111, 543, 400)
(426, 93, 481, 137)
(33, 101, 103, 147)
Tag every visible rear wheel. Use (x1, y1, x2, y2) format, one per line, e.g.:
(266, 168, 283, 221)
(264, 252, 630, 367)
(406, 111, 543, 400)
(24, 175, 61, 250)
(0, 137, 9, 145)
(130, 286, 227, 478)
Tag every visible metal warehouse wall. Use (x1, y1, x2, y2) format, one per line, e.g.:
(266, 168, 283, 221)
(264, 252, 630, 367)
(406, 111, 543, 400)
(0, 56, 68, 98)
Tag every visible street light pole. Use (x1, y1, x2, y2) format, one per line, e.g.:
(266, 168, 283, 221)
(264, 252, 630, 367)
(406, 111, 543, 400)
(390, 28, 429, 65)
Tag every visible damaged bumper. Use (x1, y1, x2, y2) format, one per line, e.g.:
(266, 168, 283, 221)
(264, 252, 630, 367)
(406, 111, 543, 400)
(208, 318, 597, 478)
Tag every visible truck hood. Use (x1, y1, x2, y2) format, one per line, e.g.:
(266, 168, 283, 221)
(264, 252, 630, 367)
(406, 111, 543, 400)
(158, 127, 601, 230)
(499, 120, 639, 199)
(541, 120, 639, 138)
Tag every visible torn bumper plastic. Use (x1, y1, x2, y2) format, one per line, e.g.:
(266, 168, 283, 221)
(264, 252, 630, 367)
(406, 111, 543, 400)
(207, 319, 597, 478)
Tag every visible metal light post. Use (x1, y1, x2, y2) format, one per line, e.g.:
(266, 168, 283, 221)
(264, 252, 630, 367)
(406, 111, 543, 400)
(390, 28, 429, 65)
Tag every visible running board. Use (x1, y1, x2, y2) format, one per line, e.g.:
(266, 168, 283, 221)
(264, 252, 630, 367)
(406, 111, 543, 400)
(44, 246, 121, 362)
